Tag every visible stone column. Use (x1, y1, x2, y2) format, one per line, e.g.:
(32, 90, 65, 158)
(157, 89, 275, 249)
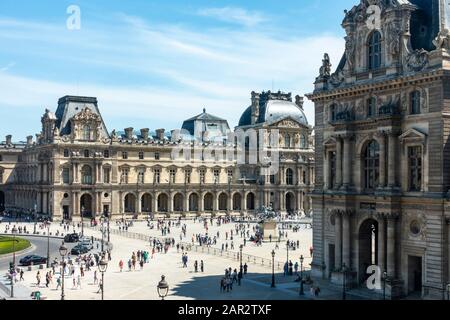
(377, 132, 387, 188)
(335, 211, 342, 270)
(342, 211, 351, 267)
(137, 193, 141, 214)
(153, 193, 158, 213)
(168, 193, 174, 213)
(386, 213, 397, 278)
(342, 135, 352, 189)
(335, 137, 343, 189)
(387, 132, 397, 188)
(377, 214, 386, 273)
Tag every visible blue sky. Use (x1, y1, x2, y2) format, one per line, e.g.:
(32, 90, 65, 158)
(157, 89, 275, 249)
(0, 0, 356, 141)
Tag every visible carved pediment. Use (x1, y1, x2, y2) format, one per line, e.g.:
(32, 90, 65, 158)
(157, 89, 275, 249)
(323, 137, 337, 148)
(271, 118, 302, 129)
(399, 128, 427, 143)
(72, 107, 101, 122)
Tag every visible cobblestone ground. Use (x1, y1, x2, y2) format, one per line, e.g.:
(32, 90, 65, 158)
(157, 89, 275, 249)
(0, 219, 360, 300)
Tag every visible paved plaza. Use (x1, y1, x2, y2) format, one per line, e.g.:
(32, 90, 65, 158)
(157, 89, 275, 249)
(0, 218, 324, 300)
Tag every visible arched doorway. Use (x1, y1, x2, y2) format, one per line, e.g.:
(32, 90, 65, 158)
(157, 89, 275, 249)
(189, 193, 199, 212)
(124, 194, 136, 213)
(173, 193, 184, 212)
(233, 193, 242, 211)
(141, 194, 152, 213)
(246, 192, 255, 210)
(80, 194, 93, 218)
(286, 192, 295, 213)
(218, 193, 228, 211)
(359, 219, 378, 284)
(204, 193, 213, 211)
(158, 194, 168, 212)
(0, 191, 5, 213)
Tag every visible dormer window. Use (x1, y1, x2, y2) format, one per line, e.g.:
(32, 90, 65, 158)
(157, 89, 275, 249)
(82, 125, 92, 141)
(368, 31, 382, 70)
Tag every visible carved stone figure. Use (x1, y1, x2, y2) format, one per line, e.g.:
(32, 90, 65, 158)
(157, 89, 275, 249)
(433, 29, 450, 50)
(318, 53, 331, 79)
(406, 49, 428, 72)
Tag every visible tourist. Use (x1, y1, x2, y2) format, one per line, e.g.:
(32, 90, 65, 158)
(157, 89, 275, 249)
(20, 269, 24, 281)
(200, 260, 204, 272)
(119, 260, 124, 272)
(36, 271, 41, 286)
(94, 270, 98, 285)
(243, 263, 248, 275)
(194, 260, 198, 273)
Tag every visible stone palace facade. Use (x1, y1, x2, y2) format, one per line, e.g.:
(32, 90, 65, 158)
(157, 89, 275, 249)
(307, 0, 450, 299)
(0, 92, 314, 221)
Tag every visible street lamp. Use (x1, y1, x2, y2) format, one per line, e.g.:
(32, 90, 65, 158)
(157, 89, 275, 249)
(81, 206, 85, 237)
(157, 275, 169, 300)
(10, 226, 17, 298)
(271, 250, 276, 288)
(299, 255, 304, 295)
(239, 244, 243, 277)
(98, 258, 108, 301)
(342, 263, 347, 300)
(59, 242, 68, 301)
(46, 221, 50, 268)
(383, 271, 387, 300)
(286, 240, 289, 276)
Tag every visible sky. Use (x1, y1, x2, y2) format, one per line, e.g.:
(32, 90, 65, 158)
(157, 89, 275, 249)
(0, 0, 357, 141)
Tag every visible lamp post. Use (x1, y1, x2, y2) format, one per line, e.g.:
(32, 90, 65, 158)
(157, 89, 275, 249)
(100, 215, 105, 253)
(98, 257, 108, 300)
(81, 206, 85, 237)
(342, 263, 347, 300)
(59, 242, 68, 301)
(286, 240, 289, 276)
(383, 271, 387, 300)
(239, 244, 243, 277)
(157, 275, 169, 300)
(271, 250, 276, 288)
(10, 226, 17, 298)
(46, 221, 50, 268)
(299, 255, 304, 295)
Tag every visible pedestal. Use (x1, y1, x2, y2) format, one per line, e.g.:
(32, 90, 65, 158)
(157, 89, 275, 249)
(260, 220, 278, 242)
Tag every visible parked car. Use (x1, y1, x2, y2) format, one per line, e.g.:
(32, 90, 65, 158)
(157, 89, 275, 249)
(19, 255, 47, 266)
(70, 245, 90, 255)
(79, 238, 93, 250)
(64, 233, 80, 243)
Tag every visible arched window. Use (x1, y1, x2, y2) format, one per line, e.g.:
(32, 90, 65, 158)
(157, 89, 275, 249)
(81, 166, 93, 185)
(82, 125, 91, 141)
(218, 193, 228, 211)
(368, 31, 382, 70)
(363, 140, 380, 190)
(284, 134, 291, 148)
(410, 90, 421, 115)
(286, 168, 294, 185)
(300, 134, 306, 149)
(246, 193, 255, 210)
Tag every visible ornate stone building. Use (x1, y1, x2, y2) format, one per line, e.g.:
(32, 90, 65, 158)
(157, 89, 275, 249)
(307, 0, 450, 299)
(0, 92, 314, 222)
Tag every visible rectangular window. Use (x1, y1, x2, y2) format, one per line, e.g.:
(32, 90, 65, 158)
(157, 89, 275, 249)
(408, 146, 422, 191)
(63, 149, 69, 158)
(103, 150, 110, 158)
(329, 151, 336, 188)
(367, 98, 376, 117)
(122, 152, 128, 160)
(154, 169, 160, 184)
(227, 169, 233, 181)
(410, 91, 421, 115)
(270, 174, 275, 184)
(103, 168, 110, 184)
(155, 152, 160, 160)
(139, 151, 144, 160)
(62, 168, 70, 184)
(84, 150, 90, 158)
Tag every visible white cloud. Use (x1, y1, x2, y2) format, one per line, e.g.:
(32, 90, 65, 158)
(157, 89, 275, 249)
(197, 7, 268, 27)
(0, 15, 345, 136)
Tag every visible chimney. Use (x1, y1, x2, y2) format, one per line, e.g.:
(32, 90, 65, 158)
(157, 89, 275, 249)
(171, 129, 181, 142)
(6, 135, 12, 145)
(140, 128, 149, 140)
(156, 129, 165, 141)
(295, 95, 304, 110)
(124, 127, 134, 140)
(26, 135, 33, 146)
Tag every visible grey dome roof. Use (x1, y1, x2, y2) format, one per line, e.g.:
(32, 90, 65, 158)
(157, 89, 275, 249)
(238, 99, 308, 127)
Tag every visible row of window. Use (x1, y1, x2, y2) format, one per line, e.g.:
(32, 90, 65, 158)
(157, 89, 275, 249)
(329, 141, 422, 192)
(63, 149, 161, 161)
